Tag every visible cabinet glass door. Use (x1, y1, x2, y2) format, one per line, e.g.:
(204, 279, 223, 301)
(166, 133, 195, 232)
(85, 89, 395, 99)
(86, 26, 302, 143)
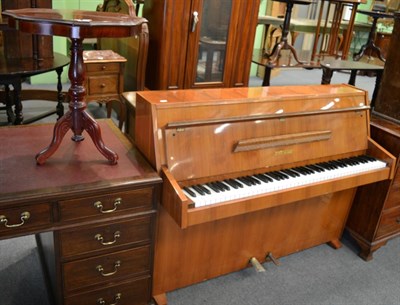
(193, 0, 232, 84)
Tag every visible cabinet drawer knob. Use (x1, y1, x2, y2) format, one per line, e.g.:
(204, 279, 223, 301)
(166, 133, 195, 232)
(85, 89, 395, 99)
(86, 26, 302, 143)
(96, 260, 121, 277)
(0, 211, 30, 228)
(97, 293, 122, 305)
(102, 65, 107, 70)
(100, 83, 106, 88)
(94, 198, 122, 214)
(396, 217, 400, 224)
(95, 231, 121, 246)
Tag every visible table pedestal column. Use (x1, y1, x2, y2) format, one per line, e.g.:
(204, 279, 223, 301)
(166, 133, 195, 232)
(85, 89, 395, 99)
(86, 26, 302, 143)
(36, 38, 118, 165)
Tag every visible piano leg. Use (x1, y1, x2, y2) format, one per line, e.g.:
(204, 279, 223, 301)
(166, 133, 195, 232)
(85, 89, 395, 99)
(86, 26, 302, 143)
(327, 239, 342, 250)
(153, 293, 168, 305)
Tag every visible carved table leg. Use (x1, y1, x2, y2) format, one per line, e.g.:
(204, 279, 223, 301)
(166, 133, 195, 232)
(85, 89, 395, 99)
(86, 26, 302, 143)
(36, 38, 118, 165)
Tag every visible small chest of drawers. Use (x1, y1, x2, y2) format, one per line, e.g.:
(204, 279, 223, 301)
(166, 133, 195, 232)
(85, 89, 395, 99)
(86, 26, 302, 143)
(83, 50, 127, 129)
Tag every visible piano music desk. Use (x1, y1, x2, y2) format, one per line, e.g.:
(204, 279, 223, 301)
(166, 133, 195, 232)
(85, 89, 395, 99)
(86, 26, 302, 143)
(0, 120, 161, 305)
(132, 84, 396, 304)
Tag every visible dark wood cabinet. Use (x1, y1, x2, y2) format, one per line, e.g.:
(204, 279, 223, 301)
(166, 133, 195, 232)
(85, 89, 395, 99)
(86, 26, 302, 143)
(143, 0, 260, 90)
(346, 116, 400, 261)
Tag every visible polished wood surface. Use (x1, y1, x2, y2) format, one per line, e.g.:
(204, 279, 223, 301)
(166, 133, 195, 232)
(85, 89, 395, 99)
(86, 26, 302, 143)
(3, 8, 148, 164)
(134, 84, 396, 303)
(142, 0, 260, 89)
(1, 0, 53, 59)
(373, 13, 400, 122)
(0, 120, 161, 305)
(0, 51, 69, 125)
(347, 115, 400, 260)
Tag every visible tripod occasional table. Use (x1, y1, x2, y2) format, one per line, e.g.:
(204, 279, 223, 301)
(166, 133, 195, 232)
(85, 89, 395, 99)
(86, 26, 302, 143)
(353, 9, 395, 62)
(3, 8, 148, 165)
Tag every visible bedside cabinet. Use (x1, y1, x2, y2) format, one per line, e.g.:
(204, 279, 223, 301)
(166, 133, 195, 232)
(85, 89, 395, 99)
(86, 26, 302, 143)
(83, 50, 127, 129)
(346, 115, 400, 261)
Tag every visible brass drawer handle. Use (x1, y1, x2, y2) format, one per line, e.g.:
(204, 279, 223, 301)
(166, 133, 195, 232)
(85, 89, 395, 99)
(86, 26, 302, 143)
(95, 231, 121, 246)
(0, 211, 30, 228)
(97, 293, 122, 305)
(96, 260, 121, 277)
(94, 198, 122, 213)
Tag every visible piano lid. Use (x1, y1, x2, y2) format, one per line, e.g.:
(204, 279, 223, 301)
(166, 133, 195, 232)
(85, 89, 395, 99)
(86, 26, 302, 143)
(135, 84, 370, 180)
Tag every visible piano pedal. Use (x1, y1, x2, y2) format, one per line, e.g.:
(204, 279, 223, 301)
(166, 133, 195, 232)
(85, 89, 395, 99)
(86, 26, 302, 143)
(249, 257, 266, 273)
(265, 252, 281, 266)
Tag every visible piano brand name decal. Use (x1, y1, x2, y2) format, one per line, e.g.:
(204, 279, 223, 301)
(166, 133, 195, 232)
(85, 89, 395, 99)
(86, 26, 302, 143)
(274, 149, 293, 156)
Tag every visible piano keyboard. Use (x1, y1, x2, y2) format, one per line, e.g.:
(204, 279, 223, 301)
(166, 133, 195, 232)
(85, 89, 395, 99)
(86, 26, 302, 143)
(182, 155, 387, 207)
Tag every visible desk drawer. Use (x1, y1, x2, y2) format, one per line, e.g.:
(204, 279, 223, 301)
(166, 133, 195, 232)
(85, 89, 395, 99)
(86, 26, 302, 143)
(59, 188, 154, 222)
(376, 206, 400, 238)
(64, 276, 150, 305)
(63, 245, 151, 293)
(85, 62, 120, 73)
(0, 204, 51, 237)
(59, 216, 153, 258)
(87, 75, 118, 95)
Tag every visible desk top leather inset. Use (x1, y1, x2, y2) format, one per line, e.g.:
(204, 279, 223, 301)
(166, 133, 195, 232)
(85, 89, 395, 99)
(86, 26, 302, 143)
(0, 120, 159, 203)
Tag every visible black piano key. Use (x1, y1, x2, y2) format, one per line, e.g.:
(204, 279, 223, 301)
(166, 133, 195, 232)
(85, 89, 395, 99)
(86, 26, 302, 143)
(266, 172, 283, 180)
(226, 179, 242, 188)
(192, 185, 206, 196)
(219, 181, 231, 191)
(183, 187, 197, 197)
(254, 174, 272, 183)
(272, 171, 290, 179)
(213, 181, 227, 192)
(246, 175, 261, 184)
(281, 169, 300, 177)
(237, 177, 253, 186)
(206, 183, 221, 193)
(305, 164, 325, 172)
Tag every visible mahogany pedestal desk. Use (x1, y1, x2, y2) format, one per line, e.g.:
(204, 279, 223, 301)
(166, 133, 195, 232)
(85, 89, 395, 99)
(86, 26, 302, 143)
(3, 8, 148, 165)
(0, 120, 161, 305)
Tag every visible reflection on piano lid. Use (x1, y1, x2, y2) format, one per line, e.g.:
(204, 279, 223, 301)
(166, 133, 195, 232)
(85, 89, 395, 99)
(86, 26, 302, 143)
(182, 155, 386, 208)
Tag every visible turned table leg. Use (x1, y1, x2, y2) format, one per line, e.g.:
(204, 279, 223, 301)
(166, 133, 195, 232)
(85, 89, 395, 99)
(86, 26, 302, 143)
(36, 38, 118, 165)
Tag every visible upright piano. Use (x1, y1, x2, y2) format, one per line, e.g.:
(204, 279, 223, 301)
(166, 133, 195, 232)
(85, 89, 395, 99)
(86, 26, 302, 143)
(134, 84, 396, 304)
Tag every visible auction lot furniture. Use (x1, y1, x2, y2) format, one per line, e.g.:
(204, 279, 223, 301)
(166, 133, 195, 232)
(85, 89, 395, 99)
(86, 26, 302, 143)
(133, 84, 395, 304)
(320, 60, 384, 106)
(0, 52, 69, 125)
(142, 0, 260, 89)
(0, 120, 161, 305)
(353, 9, 395, 62)
(3, 8, 148, 165)
(83, 50, 127, 130)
